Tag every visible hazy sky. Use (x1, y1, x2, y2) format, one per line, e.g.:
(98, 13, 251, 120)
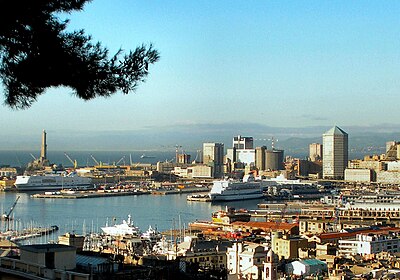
(1, 1, 399, 140)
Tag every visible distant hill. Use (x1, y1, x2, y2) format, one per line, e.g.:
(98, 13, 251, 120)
(0, 124, 399, 159)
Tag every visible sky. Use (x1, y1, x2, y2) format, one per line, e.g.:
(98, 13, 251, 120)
(1, 1, 400, 150)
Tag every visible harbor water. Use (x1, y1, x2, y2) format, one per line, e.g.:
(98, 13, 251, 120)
(0, 191, 265, 243)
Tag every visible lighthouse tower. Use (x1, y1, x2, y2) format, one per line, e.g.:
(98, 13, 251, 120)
(40, 129, 47, 162)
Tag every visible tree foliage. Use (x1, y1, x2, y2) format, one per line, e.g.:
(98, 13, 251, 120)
(0, 0, 160, 109)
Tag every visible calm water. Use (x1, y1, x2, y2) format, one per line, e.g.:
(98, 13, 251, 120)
(0, 150, 265, 243)
(0, 191, 265, 243)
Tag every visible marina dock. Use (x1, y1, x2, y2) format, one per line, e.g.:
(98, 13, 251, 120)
(0, 225, 59, 242)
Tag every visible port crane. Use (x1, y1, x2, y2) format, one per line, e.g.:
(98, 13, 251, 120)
(254, 137, 279, 150)
(2, 196, 20, 231)
(115, 156, 126, 166)
(193, 149, 202, 163)
(90, 154, 100, 166)
(64, 152, 78, 169)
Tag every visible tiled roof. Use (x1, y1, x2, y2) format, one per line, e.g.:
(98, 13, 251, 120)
(318, 227, 400, 241)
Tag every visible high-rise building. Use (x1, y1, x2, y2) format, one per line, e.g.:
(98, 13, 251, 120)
(309, 143, 323, 162)
(265, 149, 284, 171)
(322, 126, 348, 179)
(255, 146, 267, 170)
(177, 153, 191, 164)
(233, 135, 253, 149)
(203, 143, 224, 178)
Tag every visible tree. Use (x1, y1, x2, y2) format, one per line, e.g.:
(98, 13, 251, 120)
(0, 0, 160, 109)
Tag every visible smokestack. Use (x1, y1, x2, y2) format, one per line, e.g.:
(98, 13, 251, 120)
(40, 130, 47, 160)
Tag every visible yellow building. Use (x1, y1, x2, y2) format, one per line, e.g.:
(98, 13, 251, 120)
(271, 232, 308, 260)
(0, 178, 16, 190)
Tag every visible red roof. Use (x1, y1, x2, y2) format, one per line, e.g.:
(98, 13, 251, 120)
(318, 227, 400, 241)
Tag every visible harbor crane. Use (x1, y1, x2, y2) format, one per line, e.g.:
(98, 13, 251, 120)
(2, 196, 20, 231)
(115, 156, 126, 166)
(254, 137, 279, 150)
(90, 154, 100, 166)
(193, 149, 202, 163)
(64, 152, 78, 169)
(268, 137, 279, 150)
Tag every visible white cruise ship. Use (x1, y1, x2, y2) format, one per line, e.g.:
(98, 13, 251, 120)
(209, 173, 265, 201)
(14, 172, 92, 191)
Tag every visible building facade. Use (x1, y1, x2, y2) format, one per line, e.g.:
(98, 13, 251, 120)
(233, 135, 254, 149)
(322, 126, 348, 179)
(255, 146, 267, 170)
(203, 143, 224, 178)
(265, 150, 284, 171)
(309, 143, 323, 162)
(226, 242, 267, 279)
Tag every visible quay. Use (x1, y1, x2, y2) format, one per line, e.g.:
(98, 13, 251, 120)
(151, 186, 209, 195)
(31, 186, 210, 199)
(31, 190, 150, 199)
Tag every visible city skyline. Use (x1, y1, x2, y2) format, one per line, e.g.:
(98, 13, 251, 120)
(0, 1, 399, 148)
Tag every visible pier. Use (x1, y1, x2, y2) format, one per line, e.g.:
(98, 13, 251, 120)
(0, 225, 59, 242)
(31, 189, 150, 199)
(31, 186, 210, 199)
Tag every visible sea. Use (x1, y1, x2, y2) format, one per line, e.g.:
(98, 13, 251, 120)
(0, 150, 266, 244)
(0, 192, 265, 244)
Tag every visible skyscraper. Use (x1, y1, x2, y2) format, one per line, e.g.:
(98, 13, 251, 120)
(203, 142, 224, 178)
(309, 143, 323, 162)
(322, 126, 348, 179)
(255, 146, 266, 170)
(233, 135, 253, 149)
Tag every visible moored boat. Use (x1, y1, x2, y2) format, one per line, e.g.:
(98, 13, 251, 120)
(209, 173, 265, 201)
(101, 215, 140, 236)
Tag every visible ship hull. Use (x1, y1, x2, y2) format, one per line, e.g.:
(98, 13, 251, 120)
(210, 192, 264, 201)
